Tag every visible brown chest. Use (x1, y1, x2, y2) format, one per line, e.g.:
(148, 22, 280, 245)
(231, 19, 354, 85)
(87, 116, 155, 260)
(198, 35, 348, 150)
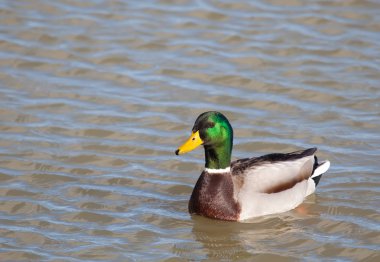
(188, 172, 241, 221)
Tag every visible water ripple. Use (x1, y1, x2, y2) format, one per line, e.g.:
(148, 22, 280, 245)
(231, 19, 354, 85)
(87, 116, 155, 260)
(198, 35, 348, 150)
(0, 0, 379, 260)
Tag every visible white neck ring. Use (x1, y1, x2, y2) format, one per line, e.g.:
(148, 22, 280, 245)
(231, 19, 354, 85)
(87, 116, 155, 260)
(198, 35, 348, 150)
(204, 167, 231, 174)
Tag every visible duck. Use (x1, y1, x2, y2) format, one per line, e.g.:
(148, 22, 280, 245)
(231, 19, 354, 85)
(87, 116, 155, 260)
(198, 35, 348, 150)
(175, 111, 330, 221)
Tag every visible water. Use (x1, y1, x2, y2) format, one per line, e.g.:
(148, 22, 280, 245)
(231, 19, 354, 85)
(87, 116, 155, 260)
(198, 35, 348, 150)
(0, 0, 379, 261)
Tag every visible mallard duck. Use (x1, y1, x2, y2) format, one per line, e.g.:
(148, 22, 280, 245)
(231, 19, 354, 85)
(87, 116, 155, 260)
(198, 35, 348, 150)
(175, 111, 330, 221)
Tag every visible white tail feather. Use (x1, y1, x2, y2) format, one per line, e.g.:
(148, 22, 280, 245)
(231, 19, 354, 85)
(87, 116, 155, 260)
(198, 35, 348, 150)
(311, 160, 330, 178)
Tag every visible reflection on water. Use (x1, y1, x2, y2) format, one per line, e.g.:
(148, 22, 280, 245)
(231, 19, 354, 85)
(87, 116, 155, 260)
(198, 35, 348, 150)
(0, 0, 379, 260)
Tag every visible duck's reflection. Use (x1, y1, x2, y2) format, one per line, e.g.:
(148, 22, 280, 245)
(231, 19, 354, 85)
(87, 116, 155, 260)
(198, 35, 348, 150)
(187, 204, 314, 260)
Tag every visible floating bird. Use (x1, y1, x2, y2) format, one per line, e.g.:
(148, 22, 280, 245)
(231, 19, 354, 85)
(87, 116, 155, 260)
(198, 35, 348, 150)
(175, 111, 330, 221)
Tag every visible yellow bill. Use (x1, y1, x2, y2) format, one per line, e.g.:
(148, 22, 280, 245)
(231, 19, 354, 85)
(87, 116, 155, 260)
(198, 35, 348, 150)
(175, 131, 203, 155)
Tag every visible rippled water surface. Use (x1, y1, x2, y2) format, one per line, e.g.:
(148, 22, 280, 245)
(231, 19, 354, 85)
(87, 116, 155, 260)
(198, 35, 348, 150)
(1, 0, 380, 261)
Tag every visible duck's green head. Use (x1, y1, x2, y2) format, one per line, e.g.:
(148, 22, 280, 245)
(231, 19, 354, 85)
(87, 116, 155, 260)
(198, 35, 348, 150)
(175, 111, 233, 169)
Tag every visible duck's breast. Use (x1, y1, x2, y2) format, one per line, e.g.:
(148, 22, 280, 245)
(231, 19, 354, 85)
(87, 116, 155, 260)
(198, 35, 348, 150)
(189, 171, 241, 221)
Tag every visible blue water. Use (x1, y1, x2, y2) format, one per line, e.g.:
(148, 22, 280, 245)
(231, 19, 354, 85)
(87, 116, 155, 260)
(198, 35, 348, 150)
(0, 0, 379, 261)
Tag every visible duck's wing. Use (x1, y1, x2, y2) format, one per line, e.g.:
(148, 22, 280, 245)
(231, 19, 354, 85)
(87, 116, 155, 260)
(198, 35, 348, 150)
(231, 148, 317, 194)
(231, 148, 323, 220)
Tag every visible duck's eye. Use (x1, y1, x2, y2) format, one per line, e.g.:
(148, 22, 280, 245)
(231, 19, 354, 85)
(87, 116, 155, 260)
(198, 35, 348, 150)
(204, 122, 215, 129)
(192, 137, 195, 141)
